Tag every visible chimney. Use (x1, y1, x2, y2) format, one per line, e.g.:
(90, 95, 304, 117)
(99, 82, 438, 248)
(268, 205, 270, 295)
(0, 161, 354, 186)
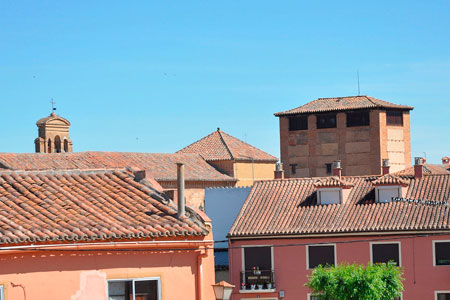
(176, 163, 185, 218)
(442, 157, 450, 165)
(382, 159, 390, 175)
(274, 162, 284, 179)
(414, 157, 424, 179)
(332, 160, 342, 178)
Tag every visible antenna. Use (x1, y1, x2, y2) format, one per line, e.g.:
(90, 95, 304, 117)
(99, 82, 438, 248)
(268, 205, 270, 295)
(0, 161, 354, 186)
(50, 99, 56, 111)
(357, 70, 360, 96)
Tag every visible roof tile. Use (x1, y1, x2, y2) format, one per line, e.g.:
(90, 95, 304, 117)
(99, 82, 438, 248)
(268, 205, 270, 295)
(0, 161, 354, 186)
(0, 169, 209, 245)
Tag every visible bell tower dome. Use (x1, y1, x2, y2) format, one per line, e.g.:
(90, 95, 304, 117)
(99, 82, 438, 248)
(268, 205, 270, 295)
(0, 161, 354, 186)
(34, 112, 73, 153)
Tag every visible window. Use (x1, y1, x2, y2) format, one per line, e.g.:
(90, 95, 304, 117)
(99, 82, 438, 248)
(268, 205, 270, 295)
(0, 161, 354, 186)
(325, 163, 332, 175)
(371, 242, 401, 266)
(108, 278, 161, 300)
(434, 241, 450, 266)
(242, 246, 275, 290)
(376, 186, 400, 203)
(346, 111, 370, 127)
(289, 116, 308, 131)
(307, 244, 336, 269)
(316, 114, 337, 129)
(0, 285, 3, 300)
(436, 292, 450, 300)
(318, 188, 341, 205)
(290, 164, 297, 175)
(386, 111, 403, 126)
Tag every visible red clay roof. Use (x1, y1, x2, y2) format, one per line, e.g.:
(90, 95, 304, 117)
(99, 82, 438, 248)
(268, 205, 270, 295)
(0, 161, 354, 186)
(0, 152, 235, 183)
(36, 112, 70, 126)
(372, 174, 409, 186)
(177, 129, 278, 162)
(0, 169, 208, 245)
(313, 176, 354, 188)
(274, 95, 414, 116)
(229, 174, 450, 238)
(393, 164, 450, 176)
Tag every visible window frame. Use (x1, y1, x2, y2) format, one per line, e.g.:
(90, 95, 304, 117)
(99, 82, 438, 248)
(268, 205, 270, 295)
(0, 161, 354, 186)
(0, 285, 3, 300)
(370, 241, 402, 267)
(107, 277, 162, 300)
(317, 188, 342, 205)
(346, 110, 370, 127)
(316, 113, 337, 129)
(241, 245, 274, 272)
(306, 243, 337, 270)
(435, 291, 450, 300)
(386, 111, 404, 126)
(289, 115, 308, 131)
(375, 186, 401, 203)
(433, 240, 450, 266)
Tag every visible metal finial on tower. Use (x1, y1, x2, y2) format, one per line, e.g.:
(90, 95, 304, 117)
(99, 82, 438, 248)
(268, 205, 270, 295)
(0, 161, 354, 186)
(50, 99, 56, 112)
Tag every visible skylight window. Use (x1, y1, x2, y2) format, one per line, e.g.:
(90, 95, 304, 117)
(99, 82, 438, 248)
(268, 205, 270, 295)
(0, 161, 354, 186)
(376, 186, 400, 203)
(318, 188, 341, 205)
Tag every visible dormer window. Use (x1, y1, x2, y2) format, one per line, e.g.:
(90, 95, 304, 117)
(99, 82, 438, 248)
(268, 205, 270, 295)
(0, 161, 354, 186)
(317, 188, 341, 205)
(376, 186, 401, 203)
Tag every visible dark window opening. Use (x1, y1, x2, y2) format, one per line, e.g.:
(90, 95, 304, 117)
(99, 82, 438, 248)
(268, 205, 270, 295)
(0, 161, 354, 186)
(325, 163, 332, 175)
(372, 243, 400, 266)
(435, 242, 450, 265)
(54, 136, 61, 153)
(290, 164, 297, 175)
(64, 139, 69, 152)
(347, 111, 370, 127)
(437, 293, 450, 300)
(316, 114, 337, 129)
(308, 245, 335, 269)
(242, 247, 274, 289)
(289, 116, 308, 131)
(386, 111, 403, 126)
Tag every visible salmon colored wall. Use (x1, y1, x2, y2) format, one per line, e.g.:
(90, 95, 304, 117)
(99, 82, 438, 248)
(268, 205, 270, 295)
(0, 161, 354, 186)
(0, 240, 216, 300)
(229, 234, 450, 300)
(234, 162, 277, 187)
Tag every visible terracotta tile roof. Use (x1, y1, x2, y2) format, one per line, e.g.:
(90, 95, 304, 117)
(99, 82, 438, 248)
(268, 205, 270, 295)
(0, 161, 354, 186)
(392, 164, 450, 176)
(313, 176, 354, 188)
(177, 129, 278, 162)
(0, 152, 235, 183)
(372, 174, 409, 186)
(229, 174, 450, 237)
(0, 169, 209, 245)
(274, 95, 414, 116)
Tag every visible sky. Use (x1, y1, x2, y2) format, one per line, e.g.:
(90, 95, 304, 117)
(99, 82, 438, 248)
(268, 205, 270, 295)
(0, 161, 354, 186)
(1, 1, 449, 163)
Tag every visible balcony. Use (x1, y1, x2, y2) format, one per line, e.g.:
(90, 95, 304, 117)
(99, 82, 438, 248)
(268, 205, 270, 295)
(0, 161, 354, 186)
(239, 269, 276, 293)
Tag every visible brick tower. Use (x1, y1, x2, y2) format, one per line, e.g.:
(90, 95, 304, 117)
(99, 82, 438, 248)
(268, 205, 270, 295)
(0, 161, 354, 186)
(275, 95, 413, 177)
(34, 112, 73, 153)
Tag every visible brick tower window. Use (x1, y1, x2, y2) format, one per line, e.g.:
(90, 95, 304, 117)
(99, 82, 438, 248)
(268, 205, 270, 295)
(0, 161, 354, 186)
(289, 116, 308, 131)
(316, 114, 337, 129)
(386, 111, 403, 126)
(347, 111, 370, 127)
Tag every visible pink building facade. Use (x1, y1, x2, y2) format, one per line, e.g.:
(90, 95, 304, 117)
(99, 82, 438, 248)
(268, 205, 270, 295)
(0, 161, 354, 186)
(229, 234, 450, 300)
(228, 164, 450, 300)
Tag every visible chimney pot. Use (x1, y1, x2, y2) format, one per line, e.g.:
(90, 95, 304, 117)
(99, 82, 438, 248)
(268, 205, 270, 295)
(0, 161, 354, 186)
(274, 162, 284, 179)
(332, 160, 342, 178)
(414, 157, 424, 179)
(442, 157, 450, 165)
(176, 163, 185, 218)
(382, 159, 390, 175)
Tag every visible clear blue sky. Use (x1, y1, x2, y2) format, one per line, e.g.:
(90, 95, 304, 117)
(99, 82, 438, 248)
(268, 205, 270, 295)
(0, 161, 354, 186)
(1, 1, 449, 163)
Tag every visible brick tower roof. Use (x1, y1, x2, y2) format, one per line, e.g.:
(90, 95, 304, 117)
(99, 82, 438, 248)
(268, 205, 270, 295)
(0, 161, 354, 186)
(274, 95, 414, 116)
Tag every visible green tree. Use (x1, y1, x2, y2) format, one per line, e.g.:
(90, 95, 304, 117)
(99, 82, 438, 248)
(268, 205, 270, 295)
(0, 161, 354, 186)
(305, 262, 404, 300)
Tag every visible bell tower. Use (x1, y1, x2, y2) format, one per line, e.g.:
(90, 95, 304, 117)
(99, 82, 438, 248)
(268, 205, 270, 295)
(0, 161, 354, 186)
(34, 112, 73, 153)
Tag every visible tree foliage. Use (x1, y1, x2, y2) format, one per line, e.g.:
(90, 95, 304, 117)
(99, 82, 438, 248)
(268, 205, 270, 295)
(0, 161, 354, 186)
(305, 262, 404, 300)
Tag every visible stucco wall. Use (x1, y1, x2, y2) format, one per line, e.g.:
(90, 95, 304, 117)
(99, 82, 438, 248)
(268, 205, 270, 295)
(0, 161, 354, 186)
(0, 242, 215, 300)
(229, 234, 450, 300)
(233, 162, 277, 187)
